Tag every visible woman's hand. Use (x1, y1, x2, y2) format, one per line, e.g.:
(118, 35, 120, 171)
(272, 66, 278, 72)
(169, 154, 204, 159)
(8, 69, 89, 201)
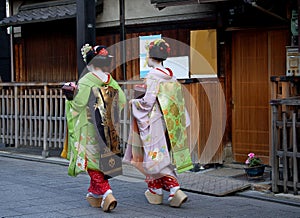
(62, 82, 77, 100)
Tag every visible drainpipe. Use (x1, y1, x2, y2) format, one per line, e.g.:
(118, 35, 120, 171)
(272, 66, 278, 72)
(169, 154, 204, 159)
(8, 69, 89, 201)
(8, 0, 14, 82)
(119, 0, 126, 80)
(9, 27, 13, 82)
(298, 0, 300, 52)
(76, 0, 96, 78)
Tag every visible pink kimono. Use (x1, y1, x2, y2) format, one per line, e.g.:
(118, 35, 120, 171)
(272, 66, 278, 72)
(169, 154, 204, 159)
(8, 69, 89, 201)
(123, 67, 192, 190)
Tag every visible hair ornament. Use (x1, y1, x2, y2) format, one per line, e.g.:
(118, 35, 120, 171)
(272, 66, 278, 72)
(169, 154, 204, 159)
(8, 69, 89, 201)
(99, 48, 109, 56)
(148, 39, 171, 53)
(146, 38, 171, 61)
(81, 43, 92, 63)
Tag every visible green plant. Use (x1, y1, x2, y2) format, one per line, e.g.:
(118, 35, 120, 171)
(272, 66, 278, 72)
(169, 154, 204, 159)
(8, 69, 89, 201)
(245, 153, 262, 167)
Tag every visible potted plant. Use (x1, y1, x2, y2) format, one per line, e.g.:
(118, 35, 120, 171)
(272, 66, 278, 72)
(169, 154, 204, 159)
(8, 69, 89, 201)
(244, 153, 265, 177)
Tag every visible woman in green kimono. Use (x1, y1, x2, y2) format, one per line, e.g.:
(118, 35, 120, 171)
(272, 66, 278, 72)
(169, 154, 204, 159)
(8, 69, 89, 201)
(63, 44, 126, 212)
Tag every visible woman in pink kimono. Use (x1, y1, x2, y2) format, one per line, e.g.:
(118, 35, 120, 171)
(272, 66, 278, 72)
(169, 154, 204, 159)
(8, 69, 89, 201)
(124, 39, 193, 207)
(63, 44, 126, 212)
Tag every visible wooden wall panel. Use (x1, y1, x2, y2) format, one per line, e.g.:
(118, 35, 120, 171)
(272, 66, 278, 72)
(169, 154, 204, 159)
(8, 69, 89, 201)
(184, 80, 225, 164)
(14, 40, 26, 82)
(232, 30, 269, 163)
(22, 20, 77, 83)
(232, 29, 289, 165)
(268, 30, 289, 77)
(14, 43, 20, 81)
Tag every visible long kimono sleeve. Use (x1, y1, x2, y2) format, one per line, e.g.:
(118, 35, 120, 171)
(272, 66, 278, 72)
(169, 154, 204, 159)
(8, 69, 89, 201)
(65, 82, 95, 176)
(65, 83, 91, 135)
(107, 77, 126, 111)
(128, 77, 172, 174)
(131, 78, 160, 133)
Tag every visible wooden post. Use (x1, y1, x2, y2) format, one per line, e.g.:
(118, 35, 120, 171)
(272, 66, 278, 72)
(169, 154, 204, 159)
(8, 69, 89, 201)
(14, 86, 18, 148)
(0, 0, 11, 82)
(119, 0, 126, 80)
(271, 103, 279, 193)
(42, 85, 49, 158)
(292, 113, 298, 194)
(298, 0, 300, 51)
(282, 112, 288, 193)
(76, 0, 96, 78)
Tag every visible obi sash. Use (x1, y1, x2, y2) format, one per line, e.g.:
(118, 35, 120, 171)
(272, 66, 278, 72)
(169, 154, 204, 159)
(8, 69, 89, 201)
(157, 82, 193, 173)
(93, 86, 122, 178)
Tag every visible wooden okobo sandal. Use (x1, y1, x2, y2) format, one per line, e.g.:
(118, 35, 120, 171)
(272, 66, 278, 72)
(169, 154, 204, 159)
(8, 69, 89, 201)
(102, 193, 117, 212)
(145, 189, 163, 205)
(86, 196, 102, 208)
(169, 190, 188, 207)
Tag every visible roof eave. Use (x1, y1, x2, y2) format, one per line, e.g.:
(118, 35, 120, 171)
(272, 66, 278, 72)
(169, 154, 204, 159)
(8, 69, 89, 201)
(0, 15, 76, 27)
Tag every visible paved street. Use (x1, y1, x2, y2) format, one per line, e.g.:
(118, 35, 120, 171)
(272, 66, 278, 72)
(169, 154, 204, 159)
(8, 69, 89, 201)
(0, 156, 299, 218)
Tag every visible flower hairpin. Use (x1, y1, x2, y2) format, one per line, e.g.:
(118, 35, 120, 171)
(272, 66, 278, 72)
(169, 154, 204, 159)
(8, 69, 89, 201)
(81, 43, 92, 63)
(99, 48, 109, 56)
(149, 42, 154, 50)
(166, 47, 171, 53)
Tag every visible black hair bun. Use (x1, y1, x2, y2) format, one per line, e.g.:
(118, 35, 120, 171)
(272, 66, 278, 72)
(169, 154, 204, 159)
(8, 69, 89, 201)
(81, 44, 113, 67)
(148, 39, 171, 61)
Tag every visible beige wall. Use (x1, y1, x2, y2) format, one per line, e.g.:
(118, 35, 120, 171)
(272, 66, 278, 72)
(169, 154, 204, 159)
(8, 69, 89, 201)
(96, 0, 215, 28)
(190, 29, 217, 77)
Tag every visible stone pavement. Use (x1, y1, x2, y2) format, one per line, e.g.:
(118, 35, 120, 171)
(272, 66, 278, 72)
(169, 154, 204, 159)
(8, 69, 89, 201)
(0, 151, 300, 217)
(0, 155, 300, 218)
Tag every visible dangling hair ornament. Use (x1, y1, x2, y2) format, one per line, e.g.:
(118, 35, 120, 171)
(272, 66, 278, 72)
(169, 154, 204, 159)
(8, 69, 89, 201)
(93, 45, 109, 57)
(81, 44, 92, 63)
(98, 48, 109, 56)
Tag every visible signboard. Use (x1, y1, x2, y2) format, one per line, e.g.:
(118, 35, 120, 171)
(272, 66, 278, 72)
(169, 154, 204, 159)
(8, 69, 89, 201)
(139, 35, 189, 79)
(139, 34, 162, 78)
(164, 56, 189, 79)
(190, 29, 217, 78)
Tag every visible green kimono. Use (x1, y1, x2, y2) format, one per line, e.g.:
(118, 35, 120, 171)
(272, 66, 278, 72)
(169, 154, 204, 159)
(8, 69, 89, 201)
(65, 72, 125, 177)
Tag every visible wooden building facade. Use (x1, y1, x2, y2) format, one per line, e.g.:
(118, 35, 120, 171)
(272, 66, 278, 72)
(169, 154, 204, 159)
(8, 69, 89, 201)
(0, 0, 297, 167)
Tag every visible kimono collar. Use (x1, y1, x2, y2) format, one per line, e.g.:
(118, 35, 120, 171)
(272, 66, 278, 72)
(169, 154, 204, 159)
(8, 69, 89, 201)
(82, 72, 111, 87)
(155, 67, 173, 78)
(87, 65, 110, 84)
(92, 71, 110, 84)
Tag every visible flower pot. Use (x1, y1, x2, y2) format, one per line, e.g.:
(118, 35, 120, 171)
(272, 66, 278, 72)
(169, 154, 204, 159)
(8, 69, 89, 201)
(244, 165, 265, 177)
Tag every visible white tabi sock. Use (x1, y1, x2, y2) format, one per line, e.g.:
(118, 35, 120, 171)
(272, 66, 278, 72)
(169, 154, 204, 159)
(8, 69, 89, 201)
(86, 192, 102, 199)
(168, 186, 180, 201)
(101, 189, 113, 208)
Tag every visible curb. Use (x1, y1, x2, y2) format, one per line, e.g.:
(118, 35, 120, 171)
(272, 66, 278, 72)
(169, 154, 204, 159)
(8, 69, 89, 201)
(0, 151, 69, 166)
(236, 190, 300, 207)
